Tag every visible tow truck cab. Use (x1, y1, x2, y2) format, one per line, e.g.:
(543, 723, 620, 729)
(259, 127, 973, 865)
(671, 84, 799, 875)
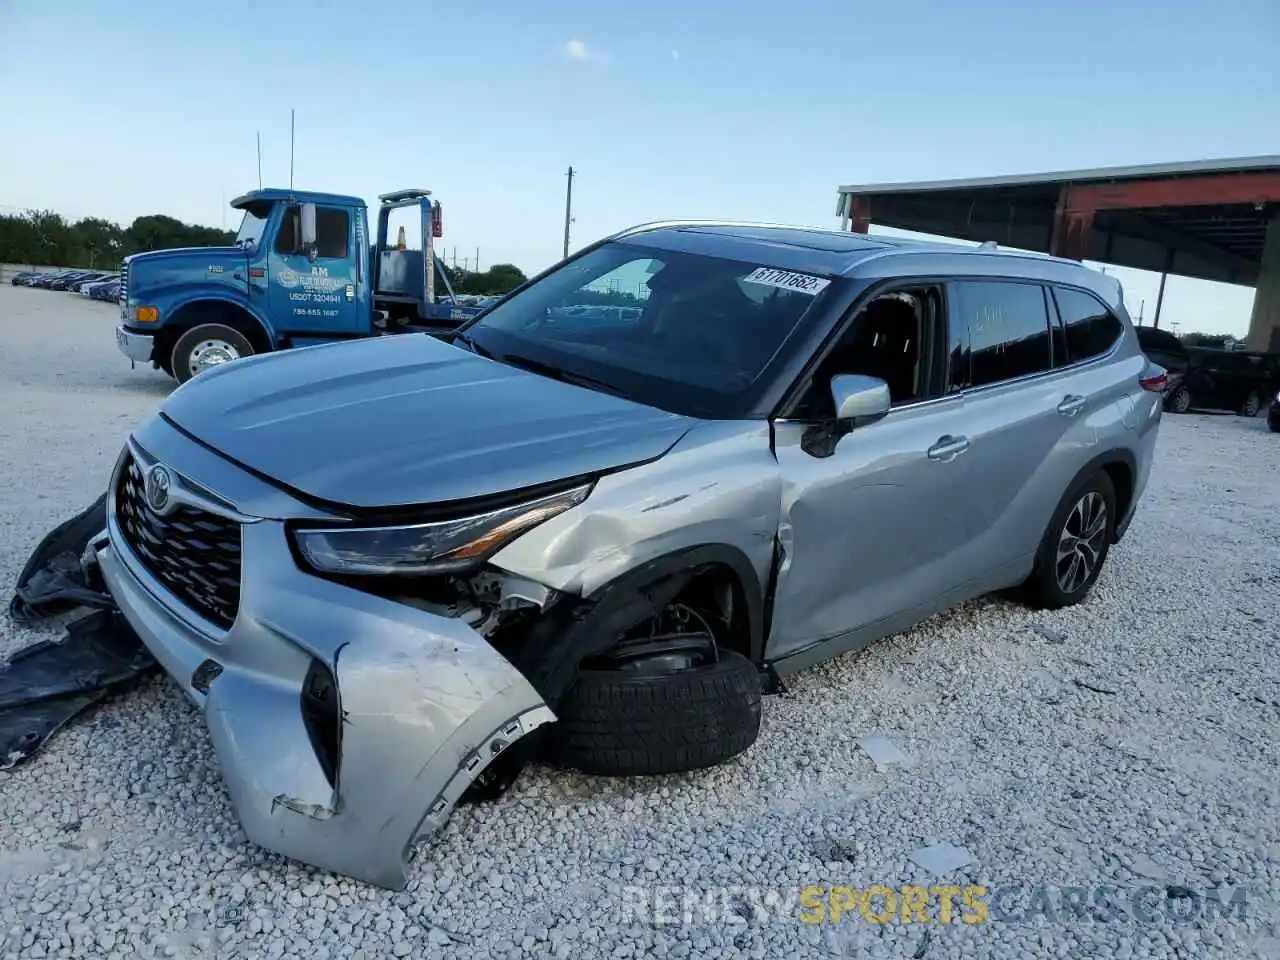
(116, 187, 480, 382)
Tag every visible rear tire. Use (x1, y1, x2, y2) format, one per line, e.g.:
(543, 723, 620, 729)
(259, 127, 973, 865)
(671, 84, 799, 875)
(1241, 391, 1262, 417)
(545, 649, 762, 776)
(1166, 385, 1192, 413)
(170, 324, 254, 384)
(1023, 471, 1116, 610)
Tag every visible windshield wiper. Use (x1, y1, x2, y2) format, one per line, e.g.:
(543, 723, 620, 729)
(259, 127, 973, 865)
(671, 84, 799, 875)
(500, 352, 623, 396)
(453, 331, 493, 358)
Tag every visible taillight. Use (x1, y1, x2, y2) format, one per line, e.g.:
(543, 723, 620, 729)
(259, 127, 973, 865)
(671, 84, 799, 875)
(1139, 364, 1168, 392)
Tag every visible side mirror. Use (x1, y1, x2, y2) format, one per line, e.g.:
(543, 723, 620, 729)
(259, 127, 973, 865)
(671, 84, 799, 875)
(830, 374, 891, 425)
(299, 203, 318, 250)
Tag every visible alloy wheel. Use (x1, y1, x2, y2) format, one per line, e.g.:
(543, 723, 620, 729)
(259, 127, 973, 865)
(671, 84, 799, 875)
(1055, 491, 1108, 594)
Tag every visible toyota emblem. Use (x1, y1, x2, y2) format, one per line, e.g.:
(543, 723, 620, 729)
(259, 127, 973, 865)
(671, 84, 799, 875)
(145, 464, 172, 512)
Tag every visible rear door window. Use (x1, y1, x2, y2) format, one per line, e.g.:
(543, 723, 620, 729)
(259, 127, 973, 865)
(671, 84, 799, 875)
(1052, 287, 1123, 363)
(950, 281, 1053, 388)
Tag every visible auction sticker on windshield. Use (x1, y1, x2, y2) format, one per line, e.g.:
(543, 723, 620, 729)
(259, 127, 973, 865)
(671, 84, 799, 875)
(742, 267, 831, 295)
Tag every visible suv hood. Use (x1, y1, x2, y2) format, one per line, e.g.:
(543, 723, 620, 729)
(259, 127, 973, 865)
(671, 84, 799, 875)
(161, 335, 694, 510)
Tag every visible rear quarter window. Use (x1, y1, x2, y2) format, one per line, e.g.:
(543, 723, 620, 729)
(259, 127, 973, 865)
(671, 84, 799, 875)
(1052, 287, 1123, 363)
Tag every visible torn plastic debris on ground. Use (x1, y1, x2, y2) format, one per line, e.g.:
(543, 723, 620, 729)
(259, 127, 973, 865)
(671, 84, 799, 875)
(2, 493, 158, 768)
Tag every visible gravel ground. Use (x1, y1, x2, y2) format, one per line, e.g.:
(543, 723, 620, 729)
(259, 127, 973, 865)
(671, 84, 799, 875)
(1, 285, 1278, 959)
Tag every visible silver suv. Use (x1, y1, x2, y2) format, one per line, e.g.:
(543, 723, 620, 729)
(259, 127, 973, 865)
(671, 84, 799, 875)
(92, 222, 1164, 888)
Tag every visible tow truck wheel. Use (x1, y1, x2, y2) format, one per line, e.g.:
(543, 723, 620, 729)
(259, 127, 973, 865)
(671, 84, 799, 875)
(170, 324, 254, 383)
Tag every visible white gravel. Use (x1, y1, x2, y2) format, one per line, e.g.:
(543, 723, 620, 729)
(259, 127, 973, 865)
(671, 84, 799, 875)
(1, 284, 1278, 958)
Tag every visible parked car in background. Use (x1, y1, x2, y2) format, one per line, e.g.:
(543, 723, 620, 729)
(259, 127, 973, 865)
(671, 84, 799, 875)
(78, 274, 119, 296)
(90, 279, 122, 302)
(10, 271, 45, 286)
(1167, 347, 1279, 417)
(1134, 327, 1189, 404)
(27, 270, 77, 287)
(38, 270, 92, 290)
(52, 271, 107, 291)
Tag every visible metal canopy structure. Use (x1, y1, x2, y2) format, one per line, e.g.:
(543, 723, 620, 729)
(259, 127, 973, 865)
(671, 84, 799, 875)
(836, 156, 1280, 290)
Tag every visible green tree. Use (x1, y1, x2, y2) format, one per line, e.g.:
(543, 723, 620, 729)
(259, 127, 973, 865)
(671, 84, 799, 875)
(0, 208, 234, 267)
(443, 262, 528, 295)
(1181, 332, 1232, 348)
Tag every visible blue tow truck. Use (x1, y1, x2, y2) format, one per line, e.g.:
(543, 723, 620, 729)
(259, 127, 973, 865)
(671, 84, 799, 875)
(115, 188, 489, 382)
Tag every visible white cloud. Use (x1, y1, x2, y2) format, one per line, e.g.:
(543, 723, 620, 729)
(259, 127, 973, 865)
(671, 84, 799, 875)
(563, 39, 608, 64)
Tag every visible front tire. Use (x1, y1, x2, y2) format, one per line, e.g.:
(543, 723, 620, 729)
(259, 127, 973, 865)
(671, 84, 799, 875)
(1024, 471, 1116, 610)
(170, 324, 254, 384)
(1241, 391, 1262, 418)
(546, 649, 762, 776)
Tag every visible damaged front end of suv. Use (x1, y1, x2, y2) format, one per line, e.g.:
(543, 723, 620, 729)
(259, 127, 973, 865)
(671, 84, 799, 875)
(83, 402, 770, 891)
(10, 312, 778, 890)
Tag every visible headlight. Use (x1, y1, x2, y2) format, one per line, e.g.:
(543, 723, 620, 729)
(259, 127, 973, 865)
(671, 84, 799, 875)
(292, 483, 591, 576)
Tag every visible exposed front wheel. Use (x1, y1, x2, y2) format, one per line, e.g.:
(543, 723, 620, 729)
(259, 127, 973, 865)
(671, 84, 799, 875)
(170, 324, 254, 384)
(545, 604, 762, 776)
(1023, 472, 1116, 610)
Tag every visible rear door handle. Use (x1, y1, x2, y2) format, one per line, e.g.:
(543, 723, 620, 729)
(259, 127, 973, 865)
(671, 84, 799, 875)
(927, 435, 970, 461)
(1057, 395, 1086, 417)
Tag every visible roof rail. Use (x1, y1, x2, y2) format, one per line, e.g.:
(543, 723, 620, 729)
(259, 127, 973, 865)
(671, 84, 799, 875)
(610, 219, 880, 241)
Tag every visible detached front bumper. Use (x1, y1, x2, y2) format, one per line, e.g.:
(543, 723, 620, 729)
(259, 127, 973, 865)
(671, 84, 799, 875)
(116, 325, 154, 363)
(96, 442, 554, 889)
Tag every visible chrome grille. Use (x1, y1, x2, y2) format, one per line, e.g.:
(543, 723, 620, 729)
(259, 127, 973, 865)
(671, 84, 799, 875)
(119, 260, 128, 314)
(114, 455, 242, 629)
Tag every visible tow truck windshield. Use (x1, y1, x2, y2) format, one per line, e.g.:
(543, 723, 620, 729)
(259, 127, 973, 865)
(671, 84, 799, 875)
(234, 204, 271, 249)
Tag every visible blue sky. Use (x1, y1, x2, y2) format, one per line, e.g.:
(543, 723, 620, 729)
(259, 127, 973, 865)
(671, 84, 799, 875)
(2, 0, 1276, 335)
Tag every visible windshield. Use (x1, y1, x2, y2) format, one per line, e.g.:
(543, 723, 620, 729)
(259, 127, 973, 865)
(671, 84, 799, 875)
(464, 241, 836, 418)
(234, 205, 270, 248)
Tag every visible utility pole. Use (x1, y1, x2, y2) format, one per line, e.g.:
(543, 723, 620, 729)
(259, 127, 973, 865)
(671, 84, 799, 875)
(256, 132, 263, 190)
(475, 247, 480, 273)
(563, 166, 575, 259)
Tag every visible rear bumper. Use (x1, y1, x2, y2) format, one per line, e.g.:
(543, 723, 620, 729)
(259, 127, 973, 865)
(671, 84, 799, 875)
(116, 325, 154, 363)
(95, 443, 553, 889)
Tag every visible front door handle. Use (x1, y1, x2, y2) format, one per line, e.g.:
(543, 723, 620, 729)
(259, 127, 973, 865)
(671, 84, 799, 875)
(927, 435, 970, 461)
(1057, 395, 1086, 417)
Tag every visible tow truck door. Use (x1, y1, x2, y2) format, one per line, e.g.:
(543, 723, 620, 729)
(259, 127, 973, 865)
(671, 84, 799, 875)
(268, 202, 361, 338)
